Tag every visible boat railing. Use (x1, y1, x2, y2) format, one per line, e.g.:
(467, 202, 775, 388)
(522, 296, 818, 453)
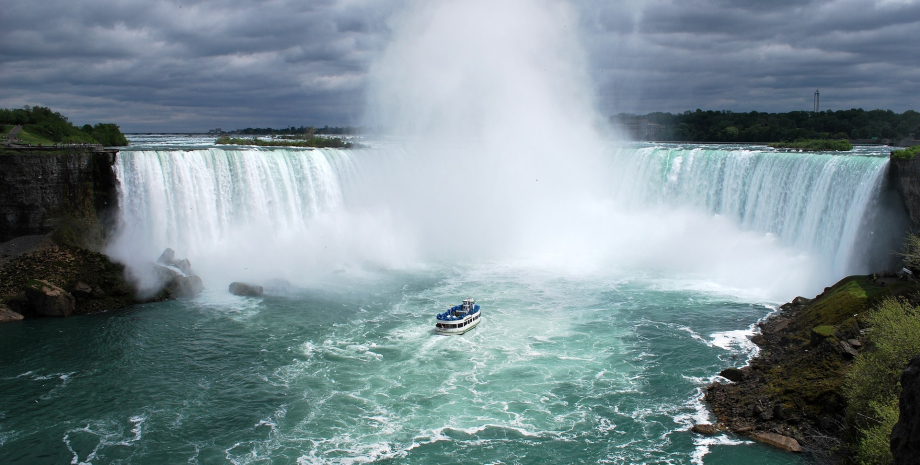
(436, 304, 481, 321)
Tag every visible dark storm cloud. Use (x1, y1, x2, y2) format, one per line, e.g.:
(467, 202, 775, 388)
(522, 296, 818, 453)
(0, 0, 917, 131)
(0, 0, 396, 131)
(585, 0, 920, 114)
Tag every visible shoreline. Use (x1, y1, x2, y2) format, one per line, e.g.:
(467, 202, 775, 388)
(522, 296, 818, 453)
(698, 273, 917, 457)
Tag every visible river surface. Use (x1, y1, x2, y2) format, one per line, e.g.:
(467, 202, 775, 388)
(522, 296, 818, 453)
(0, 137, 901, 464)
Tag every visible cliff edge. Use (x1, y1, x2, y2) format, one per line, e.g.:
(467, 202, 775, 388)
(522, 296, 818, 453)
(889, 153, 920, 233)
(0, 148, 133, 318)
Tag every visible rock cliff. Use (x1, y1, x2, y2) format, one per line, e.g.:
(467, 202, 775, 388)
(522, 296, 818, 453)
(889, 154, 920, 233)
(0, 148, 133, 318)
(891, 354, 920, 464)
(0, 150, 118, 246)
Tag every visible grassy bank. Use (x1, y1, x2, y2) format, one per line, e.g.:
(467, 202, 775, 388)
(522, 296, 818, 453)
(3, 125, 55, 146)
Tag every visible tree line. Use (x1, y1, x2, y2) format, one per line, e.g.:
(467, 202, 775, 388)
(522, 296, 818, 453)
(612, 109, 920, 143)
(0, 106, 129, 146)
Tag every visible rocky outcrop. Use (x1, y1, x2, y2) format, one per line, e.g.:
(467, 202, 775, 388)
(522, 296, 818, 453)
(153, 248, 204, 299)
(0, 237, 135, 316)
(24, 279, 75, 316)
(719, 368, 745, 382)
(891, 354, 920, 464)
(0, 150, 118, 246)
(229, 282, 263, 297)
(705, 275, 912, 456)
(0, 304, 23, 322)
(690, 424, 718, 435)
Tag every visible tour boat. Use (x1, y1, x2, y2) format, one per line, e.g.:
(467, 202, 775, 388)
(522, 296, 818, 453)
(435, 298, 482, 335)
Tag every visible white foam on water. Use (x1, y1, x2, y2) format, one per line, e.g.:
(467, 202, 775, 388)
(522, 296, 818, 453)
(62, 415, 147, 465)
(691, 434, 753, 465)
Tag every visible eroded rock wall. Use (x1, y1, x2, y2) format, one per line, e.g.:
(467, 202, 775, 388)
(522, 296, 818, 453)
(0, 151, 118, 244)
(889, 155, 920, 233)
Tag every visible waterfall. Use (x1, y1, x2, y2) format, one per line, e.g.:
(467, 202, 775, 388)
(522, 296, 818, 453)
(106, 147, 408, 289)
(609, 144, 902, 276)
(107, 142, 905, 299)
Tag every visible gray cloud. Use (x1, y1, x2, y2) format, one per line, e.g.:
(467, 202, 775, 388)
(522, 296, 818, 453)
(0, 0, 917, 131)
(586, 0, 920, 114)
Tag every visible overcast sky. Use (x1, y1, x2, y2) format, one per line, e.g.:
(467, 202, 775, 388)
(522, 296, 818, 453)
(1, 0, 917, 132)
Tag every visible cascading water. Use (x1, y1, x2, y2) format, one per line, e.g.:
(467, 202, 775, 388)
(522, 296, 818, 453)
(107, 146, 410, 291)
(107, 141, 903, 301)
(609, 144, 901, 278)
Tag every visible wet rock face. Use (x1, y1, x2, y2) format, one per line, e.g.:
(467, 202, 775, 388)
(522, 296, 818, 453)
(154, 248, 204, 299)
(890, 155, 920, 234)
(891, 354, 920, 464)
(0, 151, 117, 243)
(0, 304, 24, 322)
(24, 279, 75, 317)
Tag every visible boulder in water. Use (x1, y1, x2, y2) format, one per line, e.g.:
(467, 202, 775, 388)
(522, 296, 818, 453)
(0, 304, 24, 323)
(24, 279, 75, 316)
(229, 282, 264, 297)
(173, 275, 204, 298)
(691, 424, 718, 435)
(749, 431, 802, 452)
(152, 248, 204, 299)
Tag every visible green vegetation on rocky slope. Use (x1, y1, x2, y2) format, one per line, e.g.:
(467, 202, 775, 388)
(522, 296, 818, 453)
(846, 297, 920, 464)
(891, 145, 920, 161)
(705, 265, 920, 462)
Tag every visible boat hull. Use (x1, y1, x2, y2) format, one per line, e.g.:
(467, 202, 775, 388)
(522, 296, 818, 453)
(435, 315, 482, 335)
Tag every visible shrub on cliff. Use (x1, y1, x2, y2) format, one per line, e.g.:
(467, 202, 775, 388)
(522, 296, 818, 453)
(891, 145, 920, 161)
(855, 398, 899, 465)
(898, 232, 920, 272)
(845, 297, 920, 463)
